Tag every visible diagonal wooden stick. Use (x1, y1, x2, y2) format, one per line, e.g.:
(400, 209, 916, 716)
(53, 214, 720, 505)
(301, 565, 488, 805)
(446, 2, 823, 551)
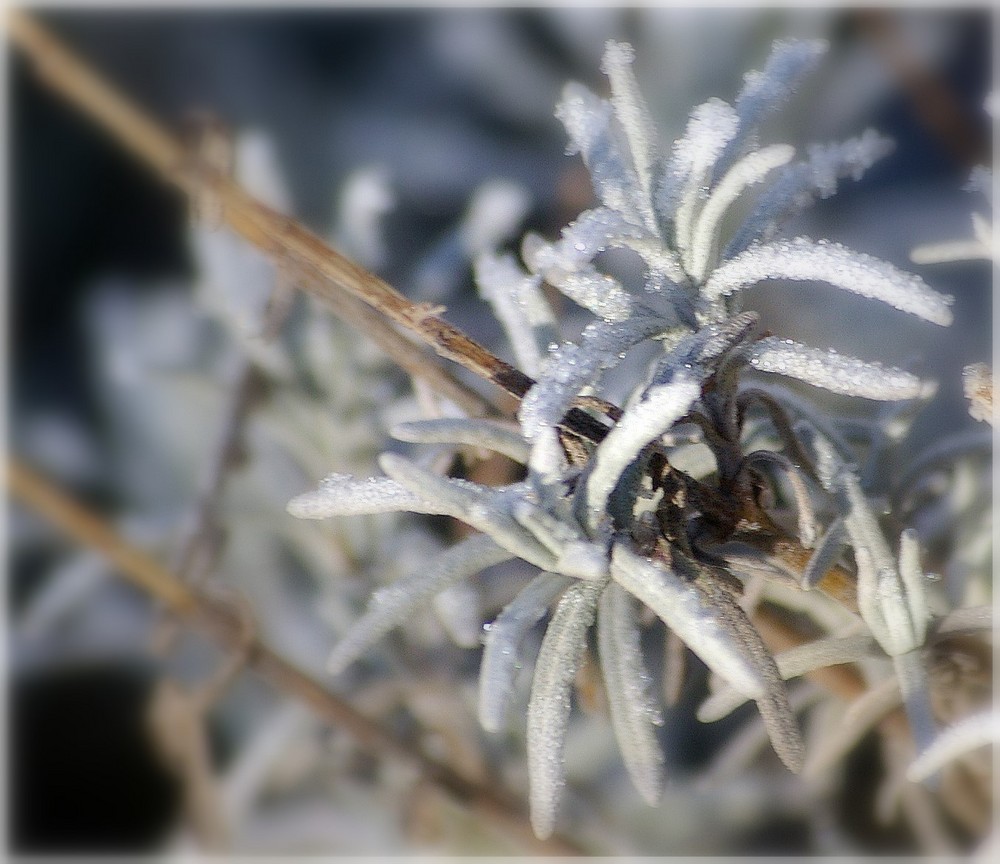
(6, 457, 583, 855)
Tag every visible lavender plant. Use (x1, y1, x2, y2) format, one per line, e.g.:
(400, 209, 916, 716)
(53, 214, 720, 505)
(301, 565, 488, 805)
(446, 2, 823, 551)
(288, 39, 987, 842)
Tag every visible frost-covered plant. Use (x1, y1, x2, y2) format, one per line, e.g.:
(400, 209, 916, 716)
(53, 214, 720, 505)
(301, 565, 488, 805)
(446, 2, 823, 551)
(290, 40, 982, 840)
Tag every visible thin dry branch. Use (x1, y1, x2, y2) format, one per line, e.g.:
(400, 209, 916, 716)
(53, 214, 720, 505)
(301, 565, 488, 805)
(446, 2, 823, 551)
(6, 457, 583, 856)
(169, 359, 263, 584)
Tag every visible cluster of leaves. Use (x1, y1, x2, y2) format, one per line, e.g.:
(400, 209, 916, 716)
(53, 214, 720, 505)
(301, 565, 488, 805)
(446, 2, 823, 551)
(290, 40, 988, 841)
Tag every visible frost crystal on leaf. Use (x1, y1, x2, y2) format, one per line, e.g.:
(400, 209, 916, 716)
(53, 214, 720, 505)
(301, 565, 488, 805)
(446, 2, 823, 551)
(287, 474, 435, 519)
(729, 40, 826, 138)
(601, 41, 658, 231)
(703, 238, 953, 326)
(745, 338, 930, 401)
(556, 83, 650, 231)
(688, 143, 795, 281)
(475, 252, 557, 378)
(526, 579, 602, 840)
(586, 378, 701, 524)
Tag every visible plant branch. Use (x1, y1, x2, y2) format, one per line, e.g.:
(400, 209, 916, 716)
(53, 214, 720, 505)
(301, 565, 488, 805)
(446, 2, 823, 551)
(6, 457, 582, 855)
(8, 459, 198, 613)
(169, 359, 262, 584)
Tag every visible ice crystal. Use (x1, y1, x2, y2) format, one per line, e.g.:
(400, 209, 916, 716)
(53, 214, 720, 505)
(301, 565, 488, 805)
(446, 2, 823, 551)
(704, 238, 953, 326)
(745, 338, 931, 401)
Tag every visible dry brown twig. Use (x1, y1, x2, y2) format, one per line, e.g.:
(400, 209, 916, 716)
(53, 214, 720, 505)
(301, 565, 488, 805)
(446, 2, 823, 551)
(154, 251, 293, 658)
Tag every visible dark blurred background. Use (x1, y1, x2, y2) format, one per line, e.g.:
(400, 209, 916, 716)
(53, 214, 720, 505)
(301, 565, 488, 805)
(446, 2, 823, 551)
(8, 6, 993, 855)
